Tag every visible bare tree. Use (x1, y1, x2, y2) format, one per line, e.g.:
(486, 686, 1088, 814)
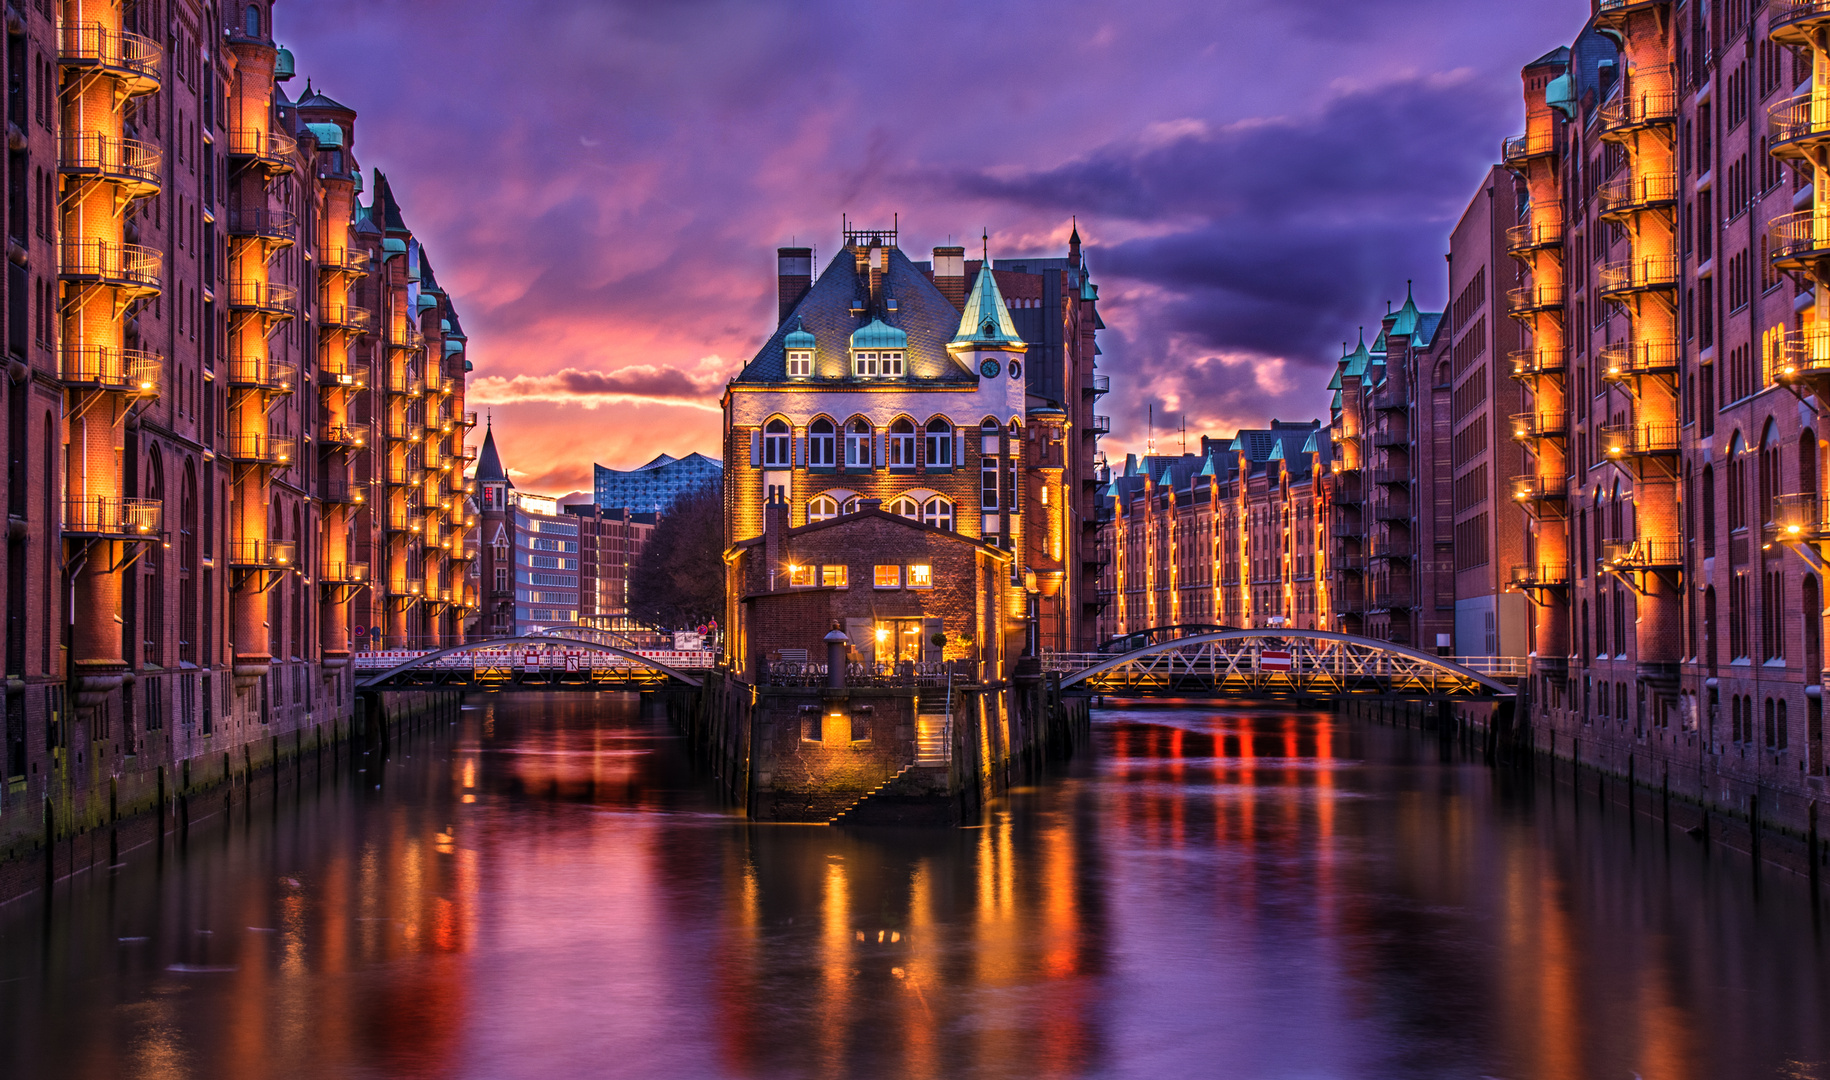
(628, 480, 723, 629)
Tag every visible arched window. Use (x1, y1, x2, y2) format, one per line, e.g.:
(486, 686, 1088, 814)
(180, 462, 198, 664)
(1726, 433, 1746, 532)
(888, 418, 916, 467)
(924, 417, 953, 467)
(1701, 465, 1716, 555)
(763, 418, 791, 467)
(143, 451, 165, 666)
(808, 494, 839, 522)
(889, 496, 920, 519)
(1759, 419, 1781, 527)
(922, 496, 954, 531)
(841, 496, 861, 514)
(1801, 429, 1819, 500)
(808, 418, 835, 467)
(245, 4, 261, 36)
(845, 419, 872, 467)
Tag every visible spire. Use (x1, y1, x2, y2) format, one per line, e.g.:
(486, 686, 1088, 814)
(476, 424, 508, 483)
(1068, 217, 1082, 268)
(950, 260, 1023, 347)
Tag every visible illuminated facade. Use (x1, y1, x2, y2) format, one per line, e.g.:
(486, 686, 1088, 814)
(721, 224, 1107, 662)
(0, 0, 474, 850)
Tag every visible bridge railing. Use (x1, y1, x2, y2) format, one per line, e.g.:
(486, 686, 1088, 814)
(765, 660, 965, 688)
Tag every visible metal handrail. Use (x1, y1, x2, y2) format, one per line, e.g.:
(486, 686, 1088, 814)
(226, 354, 296, 392)
(1511, 476, 1567, 502)
(320, 561, 370, 583)
(58, 23, 162, 86)
(60, 344, 161, 395)
(1769, 209, 1830, 262)
(1768, 93, 1830, 149)
(1505, 219, 1563, 251)
(60, 239, 162, 291)
(1599, 338, 1680, 379)
(1599, 421, 1681, 456)
(1511, 411, 1568, 439)
(1598, 171, 1679, 215)
(1510, 348, 1566, 376)
(1598, 255, 1679, 293)
(1507, 282, 1564, 311)
(227, 281, 297, 314)
(1501, 130, 1555, 164)
(224, 432, 293, 466)
(227, 208, 297, 239)
(1510, 563, 1571, 587)
(226, 127, 298, 165)
(58, 132, 162, 189)
(228, 539, 298, 568)
(63, 495, 161, 537)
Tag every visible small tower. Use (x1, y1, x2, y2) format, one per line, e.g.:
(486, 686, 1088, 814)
(944, 258, 1028, 380)
(476, 420, 509, 512)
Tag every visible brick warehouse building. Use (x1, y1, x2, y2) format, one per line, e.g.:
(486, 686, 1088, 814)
(0, 1, 475, 853)
(721, 223, 1108, 660)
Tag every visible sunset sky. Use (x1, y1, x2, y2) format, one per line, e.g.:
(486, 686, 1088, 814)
(278, 0, 1583, 497)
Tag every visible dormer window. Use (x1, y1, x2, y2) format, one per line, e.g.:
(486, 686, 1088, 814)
(855, 351, 879, 377)
(883, 350, 903, 375)
(787, 350, 812, 377)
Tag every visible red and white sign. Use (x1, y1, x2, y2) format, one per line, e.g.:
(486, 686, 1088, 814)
(523, 649, 541, 673)
(1260, 650, 1292, 672)
(564, 651, 582, 672)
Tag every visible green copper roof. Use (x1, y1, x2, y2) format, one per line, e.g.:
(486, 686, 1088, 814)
(1267, 441, 1284, 463)
(275, 47, 295, 81)
(951, 263, 1022, 347)
(1332, 389, 1343, 410)
(783, 320, 815, 350)
(1328, 366, 1342, 390)
(382, 237, 407, 256)
(305, 122, 344, 148)
(444, 340, 464, 357)
(416, 293, 438, 312)
(1342, 333, 1372, 377)
(1301, 432, 1318, 454)
(1388, 284, 1420, 337)
(850, 318, 907, 350)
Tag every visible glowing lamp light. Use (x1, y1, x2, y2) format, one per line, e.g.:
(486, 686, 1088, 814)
(875, 628, 890, 643)
(1788, 524, 1803, 535)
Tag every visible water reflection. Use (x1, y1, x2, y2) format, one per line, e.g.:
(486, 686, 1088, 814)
(1, 695, 1827, 1079)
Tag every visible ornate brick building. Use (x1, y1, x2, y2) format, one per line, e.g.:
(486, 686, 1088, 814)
(0, 1, 474, 851)
(721, 224, 1107, 662)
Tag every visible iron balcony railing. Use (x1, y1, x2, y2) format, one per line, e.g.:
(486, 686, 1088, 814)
(319, 475, 365, 504)
(320, 561, 370, 584)
(227, 280, 297, 316)
(1772, 329, 1830, 386)
(1599, 421, 1681, 457)
(1373, 499, 1412, 522)
(1501, 130, 1555, 165)
(318, 247, 371, 274)
(1599, 338, 1680, 381)
(384, 460, 421, 486)
(1509, 348, 1566, 378)
(1089, 415, 1112, 435)
(60, 238, 162, 293)
(1370, 535, 1416, 561)
(462, 411, 480, 428)
(1507, 282, 1564, 312)
(1084, 373, 1111, 395)
(1511, 410, 1567, 441)
(226, 354, 296, 393)
(1768, 93, 1830, 155)
(1505, 219, 1564, 253)
(57, 23, 161, 91)
(1510, 563, 1571, 588)
(58, 132, 161, 192)
(1372, 426, 1409, 448)
(1600, 538, 1683, 569)
(385, 370, 424, 396)
(228, 539, 297, 569)
(384, 325, 424, 351)
(319, 302, 373, 332)
(385, 415, 424, 442)
(1768, 209, 1830, 265)
(225, 127, 298, 171)
(1370, 383, 1408, 412)
(60, 344, 160, 395)
(318, 362, 368, 391)
(386, 506, 427, 534)
(320, 423, 366, 448)
(224, 431, 293, 466)
(226, 208, 297, 242)
(1372, 585, 1415, 610)
(1511, 476, 1568, 503)
(1598, 254, 1679, 295)
(1598, 86, 1678, 134)
(1770, 493, 1824, 540)
(1771, 0, 1830, 39)
(386, 578, 425, 598)
(63, 495, 161, 538)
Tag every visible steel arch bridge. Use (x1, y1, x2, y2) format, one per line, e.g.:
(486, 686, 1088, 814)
(355, 636, 705, 691)
(1044, 629, 1517, 699)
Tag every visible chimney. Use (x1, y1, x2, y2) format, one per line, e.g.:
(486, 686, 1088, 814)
(867, 244, 887, 310)
(777, 247, 812, 325)
(858, 497, 883, 513)
(933, 246, 966, 311)
(763, 496, 792, 589)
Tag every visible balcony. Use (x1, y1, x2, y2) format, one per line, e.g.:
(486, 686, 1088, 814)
(226, 208, 297, 246)
(1511, 475, 1568, 508)
(226, 127, 298, 174)
(60, 239, 162, 296)
(228, 539, 298, 569)
(1501, 130, 1556, 166)
(384, 325, 424, 353)
(1505, 219, 1563, 255)
(225, 432, 293, 466)
(1370, 383, 1408, 412)
(57, 23, 161, 95)
(1370, 536, 1416, 562)
(384, 370, 424, 397)
(1598, 338, 1679, 382)
(1372, 427, 1409, 449)
(1601, 539, 1683, 570)
(1507, 282, 1563, 314)
(1333, 475, 1364, 504)
(1510, 563, 1572, 589)
(1335, 555, 1367, 573)
(1089, 415, 1112, 436)
(1768, 210, 1830, 271)
(1510, 348, 1566, 379)
(1771, 328, 1830, 389)
(320, 423, 366, 449)
(63, 495, 161, 538)
(319, 475, 366, 505)
(318, 362, 368, 391)
(1373, 500, 1412, 523)
(462, 411, 480, 428)
(60, 345, 160, 396)
(1511, 410, 1568, 442)
(320, 561, 370, 585)
(1598, 172, 1678, 219)
(1770, 0, 1830, 45)
(226, 354, 295, 394)
(385, 415, 424, 442)
(384, 461, 421, 486)
(1370, 467, 1409, 487)
(386, 507, 427, 535)
(319, 247, 371, 275)
(1598, 85, 1678, 136)
(1598, 254, 1678, 297)
(1769, 493, 1825, 541)
(319, 302, 373, 333)
(1596, 0, 1675, 22)
(1769, 93, 1830, 159)
(1371, 585, 1415, 610)
(1083, 373, 1111, 396)
(1599, 421, 1680, 459)
(58, 133, 161, 197)
(227, 281, 297, 318)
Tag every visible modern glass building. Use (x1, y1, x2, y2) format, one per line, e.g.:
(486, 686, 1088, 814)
(593, 453, 722, 512)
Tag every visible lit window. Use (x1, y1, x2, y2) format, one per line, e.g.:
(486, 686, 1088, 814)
(854, 350, 878, 377)
(889, 418, 916, 466)
(883, 350, 904, 376)
(874, 565, 901, 588)
(845, 419, 872, 467)
(925, 417, 953, 466)
(789, 564, 814, 587)
(822, 565, 848, 587)
(922, 497, 954, 531)
(809, 418, 835, 466)
(908, 564, 933, 588)
(763, 418, 791, 467)
(808, 494, 839, 522)
(787, 350, 812, 377)
(890, 496, 920, 518)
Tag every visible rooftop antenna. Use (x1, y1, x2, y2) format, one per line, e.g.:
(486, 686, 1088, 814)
(982, 228, 989, 265)
(1147, 404, 1156, 456)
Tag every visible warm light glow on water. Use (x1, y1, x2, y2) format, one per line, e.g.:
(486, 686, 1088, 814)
(1, 694, 1827, 1078)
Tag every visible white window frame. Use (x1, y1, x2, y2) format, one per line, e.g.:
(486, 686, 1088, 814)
(907, 564, 933, 589)
(890, 497, 920, 519)
(874, 564, 902, 589)
(845, 421, 872, 467)
(787, 350, 812, 377)
(924, 420, 952, 467)
(763, 420, 791, 467)
(854, 351, 878, 377)
(808, 419, 836, 466)
(808, 494, 839, 522)
(882, 350, 904, 376)
(922, 497, 954, 531)
(888, 420, 916, 466)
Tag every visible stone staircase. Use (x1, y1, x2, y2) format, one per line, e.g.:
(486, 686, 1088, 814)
(828, 765, 916, 825)
(916, 714, 951, 765)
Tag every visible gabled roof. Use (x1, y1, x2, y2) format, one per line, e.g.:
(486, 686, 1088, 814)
(952, 262, 1023, 347)
(729, 505, 1013, 561)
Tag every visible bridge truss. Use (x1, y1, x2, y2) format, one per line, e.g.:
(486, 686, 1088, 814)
(1045, 629, 1517, 699)
(354, 636, 708, 691)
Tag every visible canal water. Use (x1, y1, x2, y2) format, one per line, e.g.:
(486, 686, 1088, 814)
(2, 694, 1827, 1080)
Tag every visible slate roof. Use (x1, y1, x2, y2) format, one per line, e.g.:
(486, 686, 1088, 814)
(733, 247, 977, 385)
(475, 424, 507, 483)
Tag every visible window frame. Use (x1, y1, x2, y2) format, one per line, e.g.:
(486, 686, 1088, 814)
(808, 418, 836, 467)
(787, 349, 813, 377)
(821, 565, 848, 588)
(924, 418, 953, 468)
(922, 496, 954, 531)
(907, 564, 933, 589)
(888, 419, 916, 468)
(845, 420, 872, 467)
(874, 564, 902, 589)
(808, 494, 839, 522)
(762, 419, 791, 467)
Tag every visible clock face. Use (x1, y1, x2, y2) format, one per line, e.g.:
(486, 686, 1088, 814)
(980, 359, 1000, 379)
(1008, 360, 1022, 379)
